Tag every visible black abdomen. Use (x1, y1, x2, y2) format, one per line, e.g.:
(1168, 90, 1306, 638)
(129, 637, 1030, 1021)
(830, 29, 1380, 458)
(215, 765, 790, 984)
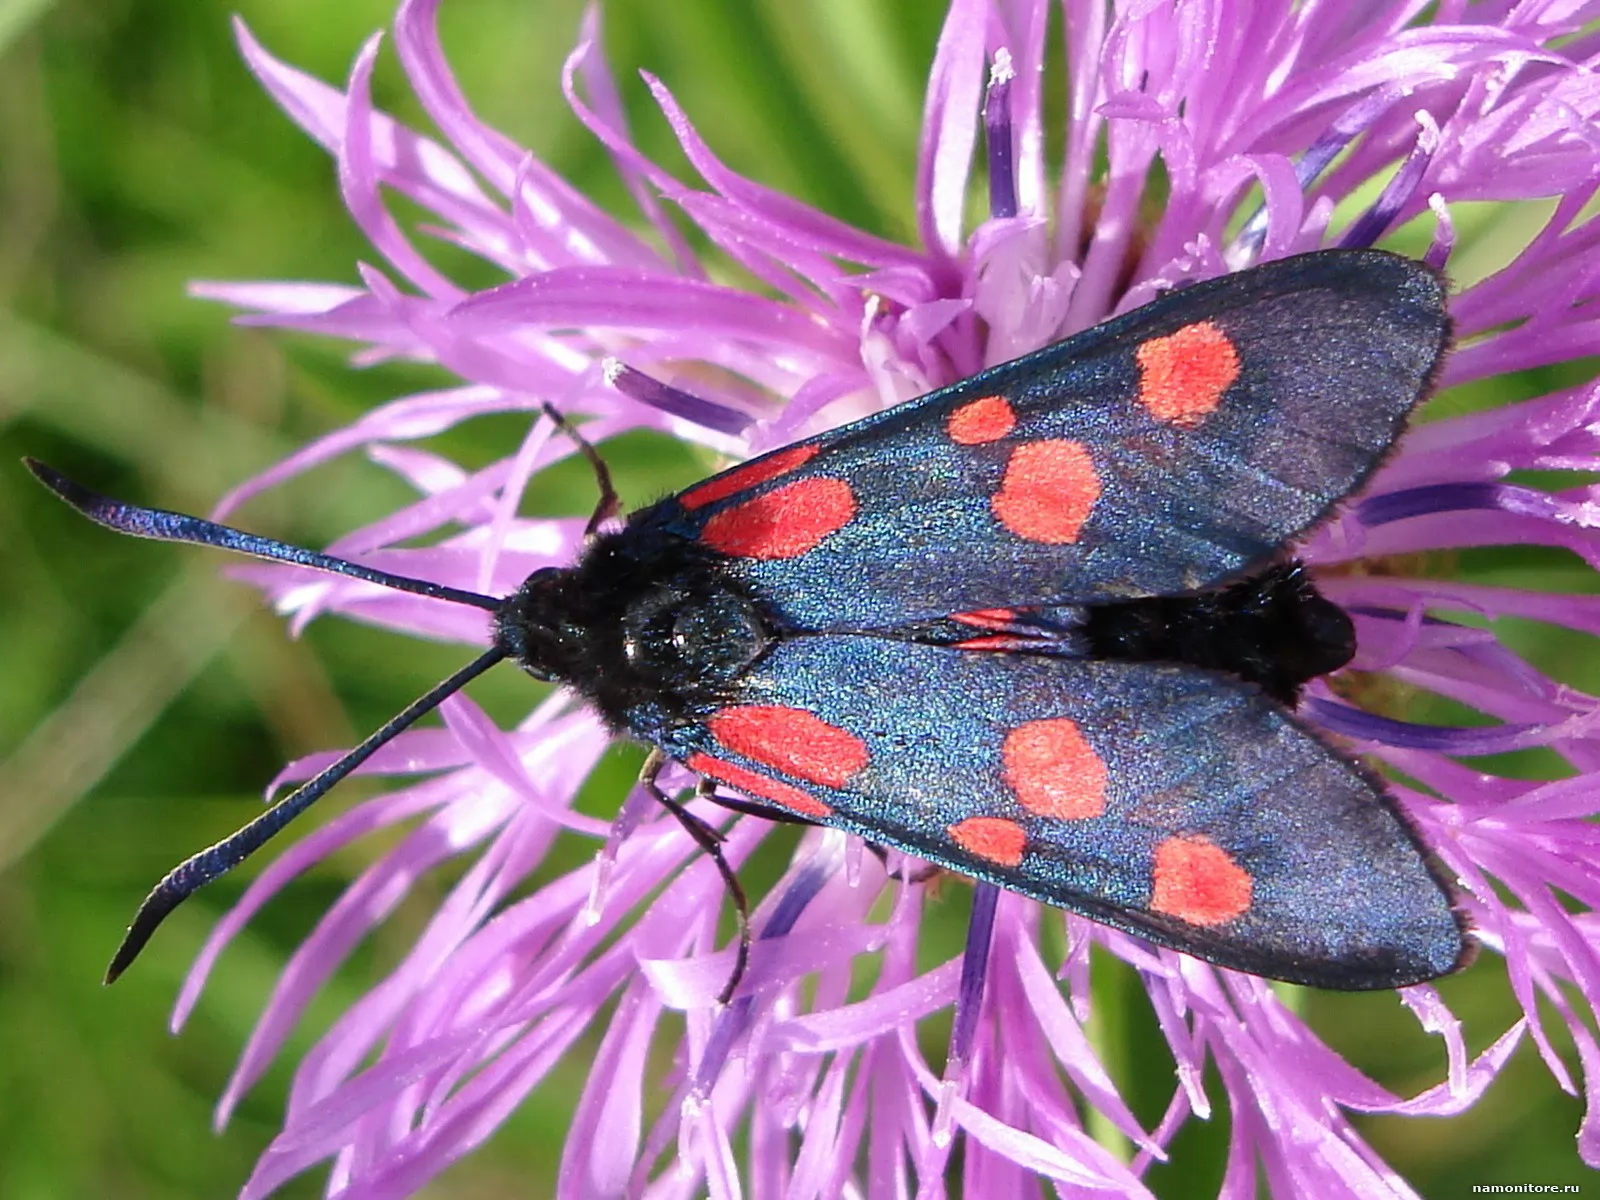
(897, 561, 1354, 707)
(1081, 562, 1355, 706)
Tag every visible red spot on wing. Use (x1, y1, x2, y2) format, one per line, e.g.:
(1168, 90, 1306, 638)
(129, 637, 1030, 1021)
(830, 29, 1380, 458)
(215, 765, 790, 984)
(680, 444, 820, 510)
(1135, 322, 1240, 427)
(948, 396, 1016, 444)
(953, 635, 1026, 652)
(687, 752, 833, 819)
(701, 478, 857, 559)
(952, 608, 1018, 630)
(708, 705, 869, 788)
(993, 441, 1101, 544)
(1002, 718, 1107, 819)
(949, 816, 1028, 868)
(1151, 835, 1252, 926)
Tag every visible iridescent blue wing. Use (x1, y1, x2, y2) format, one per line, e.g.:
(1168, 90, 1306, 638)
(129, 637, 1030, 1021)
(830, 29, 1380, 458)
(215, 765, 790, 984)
(637, 635, 1466, 989)
(629, 250, 1447, 630)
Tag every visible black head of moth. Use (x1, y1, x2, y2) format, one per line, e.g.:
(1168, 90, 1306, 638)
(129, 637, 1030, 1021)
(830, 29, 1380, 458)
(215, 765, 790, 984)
(29, 248, 1472, 1000)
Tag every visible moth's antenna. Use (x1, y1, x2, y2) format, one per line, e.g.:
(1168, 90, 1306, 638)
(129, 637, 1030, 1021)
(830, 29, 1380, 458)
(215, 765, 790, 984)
(103, 645, 507, 983)
(23, 459, 515, 981)
(24, 458, 501, 612)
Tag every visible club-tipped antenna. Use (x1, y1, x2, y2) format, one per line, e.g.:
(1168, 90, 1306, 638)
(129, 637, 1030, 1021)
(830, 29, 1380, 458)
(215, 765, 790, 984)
(104, 645, 508, 982)
(21, 459, 520, 979)
(24, 458, 502, 613)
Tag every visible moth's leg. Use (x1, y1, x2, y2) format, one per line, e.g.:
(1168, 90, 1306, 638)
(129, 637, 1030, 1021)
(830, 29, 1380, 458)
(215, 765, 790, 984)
(696, 781, 937, 883)
(540, 401, 620, 539)
(639, 750, 750, 1005)
(695, 782, 823, 827)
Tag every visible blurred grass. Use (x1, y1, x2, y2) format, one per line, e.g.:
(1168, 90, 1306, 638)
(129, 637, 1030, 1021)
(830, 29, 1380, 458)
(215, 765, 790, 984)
(0, 1, 1590, 1197)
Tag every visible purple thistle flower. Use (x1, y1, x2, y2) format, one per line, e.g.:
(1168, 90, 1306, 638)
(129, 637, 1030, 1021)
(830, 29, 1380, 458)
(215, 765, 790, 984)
(158, 0, 1600, 1194)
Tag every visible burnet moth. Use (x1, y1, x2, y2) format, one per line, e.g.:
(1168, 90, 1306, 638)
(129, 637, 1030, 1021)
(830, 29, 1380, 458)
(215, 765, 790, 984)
(29, 247, 1471, 999)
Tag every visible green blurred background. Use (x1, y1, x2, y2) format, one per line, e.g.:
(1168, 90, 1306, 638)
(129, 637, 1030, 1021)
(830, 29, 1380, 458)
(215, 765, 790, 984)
(0, 0, 1591, 1196)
